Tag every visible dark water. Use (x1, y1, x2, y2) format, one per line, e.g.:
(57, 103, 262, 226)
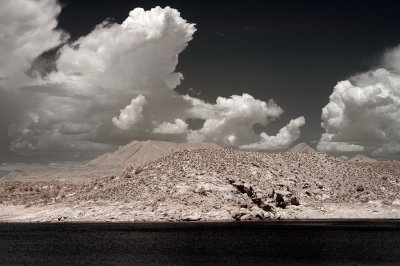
(1, 220, 399, 265)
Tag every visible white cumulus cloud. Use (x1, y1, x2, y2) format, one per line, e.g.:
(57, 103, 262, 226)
(185, 93, 304, 148)
(4, 5, 196, 153)
(240, 117, 305, 150)
(1, 1, 306, 156)
(112, 95, 147, 130)
(318, 46, 400, 158)
(153, 119, 188, 134)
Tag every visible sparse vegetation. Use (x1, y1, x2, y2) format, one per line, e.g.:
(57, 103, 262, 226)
(134, 166, 143, 175)
(360, 196, 369, 203)
(0, 181, 82, 206)
(198, 186, 208, 196)
(366, 166, 373, 173)
(356, 182, 364, 192)
(122, 164, 134, 178)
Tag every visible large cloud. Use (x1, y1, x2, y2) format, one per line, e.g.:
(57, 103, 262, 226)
(1, 1, 305, 157)
(6, 5, 196, 153)
(0, 0, 67, 89)
(318, 46, 400, 158)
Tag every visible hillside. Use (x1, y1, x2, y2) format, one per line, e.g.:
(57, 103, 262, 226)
(1, 147, 400, 222)
(86, 140, 221, 167)
(1, 140, 221, 184)
(349, 154, 378, 163)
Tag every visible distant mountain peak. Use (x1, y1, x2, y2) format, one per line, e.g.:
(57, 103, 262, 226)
(3, 140, 221, 183)
(87, 140, 221, 167)
(287, 143, 316, 153)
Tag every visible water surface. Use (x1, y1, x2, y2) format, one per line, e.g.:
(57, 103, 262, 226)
(1, 220, 399, 265)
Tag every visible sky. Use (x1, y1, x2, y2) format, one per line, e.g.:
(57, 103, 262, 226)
(1, 0, 400, 174)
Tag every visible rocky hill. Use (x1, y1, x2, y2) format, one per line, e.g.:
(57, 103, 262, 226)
(1, 146, 400, 222)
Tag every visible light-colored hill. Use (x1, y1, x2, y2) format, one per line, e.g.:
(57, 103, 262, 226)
(287, 143, 316, 153)
(2, 147, 400, 221)
(1, 140, 221, 184)
(87, 140, 220, 167)
(349, 154, 378, 163)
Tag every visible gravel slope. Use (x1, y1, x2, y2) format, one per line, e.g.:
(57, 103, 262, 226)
(1, 147, 400, 222)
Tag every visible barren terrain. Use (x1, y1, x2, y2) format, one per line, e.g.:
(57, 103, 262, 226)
(1, 141, 400, 222)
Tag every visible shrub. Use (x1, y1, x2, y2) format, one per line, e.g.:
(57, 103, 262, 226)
(58, 189, 66, 198)
(41, 192, 51, 204)
(197, 186, 208, 196)
(360, 196, 369, 203)
(134, 166, 143, 175)
(122, 164, 134, 178)
(356, 182, 364, 192)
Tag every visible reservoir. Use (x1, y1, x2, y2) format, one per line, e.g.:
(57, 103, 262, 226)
(1, 220, 399, 265)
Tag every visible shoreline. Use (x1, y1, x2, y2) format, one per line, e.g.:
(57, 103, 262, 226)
(2, 202, 400, 223)
(1, 219, 400, 227)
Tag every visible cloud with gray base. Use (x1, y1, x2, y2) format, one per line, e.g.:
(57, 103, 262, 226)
(318, 46, 400, 158)
(1, 0, 305, 156)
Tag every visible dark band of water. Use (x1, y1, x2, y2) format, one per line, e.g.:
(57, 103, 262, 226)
(1, 220, 399, 265)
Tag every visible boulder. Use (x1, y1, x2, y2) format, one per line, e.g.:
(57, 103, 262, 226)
(259, 203, 274, 212)
(290, 196, 300, 206)
(181, 212, 202, 221)
(274, 190, 299, 208)
(240, 214, 253, 220)
(252, 209, 264, 220)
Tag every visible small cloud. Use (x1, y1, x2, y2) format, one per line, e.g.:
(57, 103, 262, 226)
(242, 26, 257, 32)
(153, 119, 188, 134)
(240, 117, 306, 150)
(112, 95, 147, 130)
